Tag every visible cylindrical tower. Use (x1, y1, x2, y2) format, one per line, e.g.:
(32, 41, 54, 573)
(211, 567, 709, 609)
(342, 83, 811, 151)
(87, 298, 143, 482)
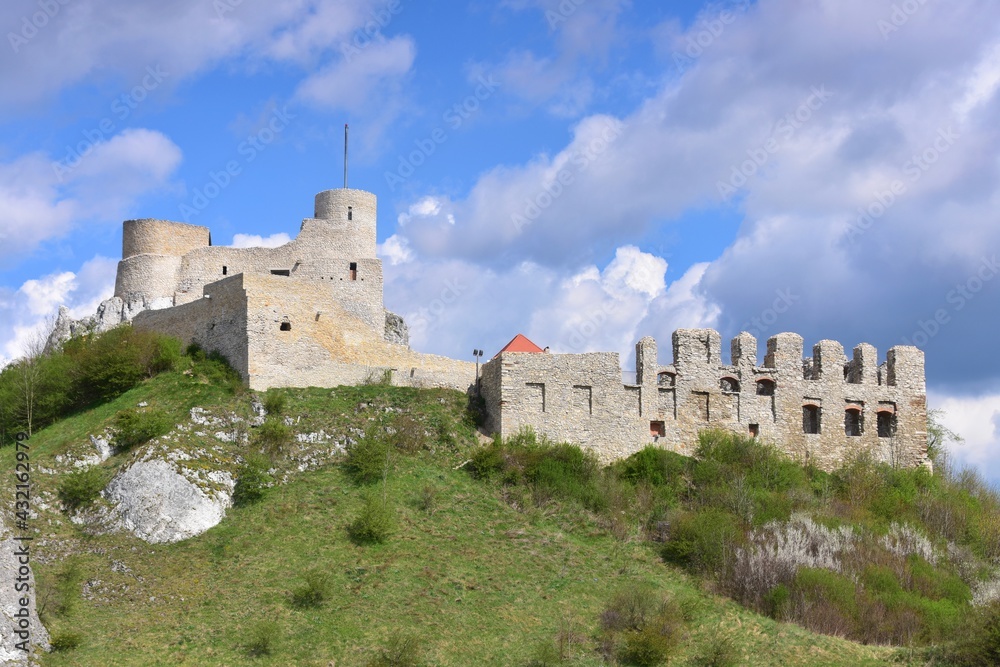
(116, 219, 210, 307)
(309, 189, 378, 258)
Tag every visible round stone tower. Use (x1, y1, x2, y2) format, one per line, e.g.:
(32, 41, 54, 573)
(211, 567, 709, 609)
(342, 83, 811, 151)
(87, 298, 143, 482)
(304, 188, 378, 258)
(115, 219, 211, 307)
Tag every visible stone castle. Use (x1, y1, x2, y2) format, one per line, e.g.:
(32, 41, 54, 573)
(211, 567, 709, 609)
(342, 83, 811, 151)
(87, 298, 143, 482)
(100, 185, 927, 469)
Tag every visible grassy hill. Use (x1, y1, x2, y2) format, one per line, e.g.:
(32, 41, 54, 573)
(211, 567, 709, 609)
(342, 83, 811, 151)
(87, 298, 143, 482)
(1, 340, 995, 666)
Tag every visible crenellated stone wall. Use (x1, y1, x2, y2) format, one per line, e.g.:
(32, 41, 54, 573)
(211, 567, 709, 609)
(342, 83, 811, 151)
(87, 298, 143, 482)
(481, 329, 927, 469)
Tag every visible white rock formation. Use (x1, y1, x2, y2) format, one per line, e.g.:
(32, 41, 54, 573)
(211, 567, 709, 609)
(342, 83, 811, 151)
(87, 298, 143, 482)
(103, 460, 233, 544)
(0, 521, 49, 666)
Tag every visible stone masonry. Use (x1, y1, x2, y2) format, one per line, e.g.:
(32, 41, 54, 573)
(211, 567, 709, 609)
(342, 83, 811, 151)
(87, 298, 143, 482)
(107, 185, 927, 469)
(117, 188, 476, 392)
(480, 330, 927, 470)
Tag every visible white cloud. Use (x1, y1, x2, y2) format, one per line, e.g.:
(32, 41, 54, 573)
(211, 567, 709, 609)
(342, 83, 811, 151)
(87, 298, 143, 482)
(231, 233, 292, 248)
(0, 129, 182, 263)
(377, 234, 413, 266)
(930, 390, 1000, 483)
(0, 255, 117, 365)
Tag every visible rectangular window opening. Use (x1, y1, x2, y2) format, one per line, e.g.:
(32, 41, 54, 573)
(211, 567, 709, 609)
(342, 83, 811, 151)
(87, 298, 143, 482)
(803, 405, 821, 434)
(749, 423, 760, 438)
(270, 269, 290, 277)
(349, 262, 358, 281)
(222, 266, 228, 275)
(650, 421, 666, 438)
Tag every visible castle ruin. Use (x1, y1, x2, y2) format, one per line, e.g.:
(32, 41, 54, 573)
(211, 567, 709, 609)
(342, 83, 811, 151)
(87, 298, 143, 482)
(108, 186, 928, 470)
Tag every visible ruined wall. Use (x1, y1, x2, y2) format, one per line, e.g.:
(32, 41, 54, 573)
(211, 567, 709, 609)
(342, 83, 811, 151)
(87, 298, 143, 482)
(114, 189, 382, 322)
(484, 329, 927, 469)
(131, 275, 250, 378)
(240, 275, 473, 392)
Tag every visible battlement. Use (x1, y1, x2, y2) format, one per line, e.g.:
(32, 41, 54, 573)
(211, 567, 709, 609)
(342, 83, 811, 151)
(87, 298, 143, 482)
(484, 328, 928, 470)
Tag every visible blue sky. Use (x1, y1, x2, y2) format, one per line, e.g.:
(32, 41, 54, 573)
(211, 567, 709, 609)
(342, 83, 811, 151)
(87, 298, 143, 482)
(2, 0, 999, 478)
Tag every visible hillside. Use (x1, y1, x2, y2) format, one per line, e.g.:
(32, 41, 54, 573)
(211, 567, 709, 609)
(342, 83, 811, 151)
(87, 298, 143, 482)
(0, 343, 994, 666)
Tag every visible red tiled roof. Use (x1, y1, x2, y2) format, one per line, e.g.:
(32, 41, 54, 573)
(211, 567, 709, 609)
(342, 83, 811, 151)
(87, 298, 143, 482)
(496, 333, 544, 355)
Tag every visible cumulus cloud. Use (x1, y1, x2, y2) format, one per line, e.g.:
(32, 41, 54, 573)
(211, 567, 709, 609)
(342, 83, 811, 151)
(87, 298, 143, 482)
(0, 0, 411, 112)
(390, 0, 1000, 387)
(0, 129, 182, 263)
(0, 255, 117, 366)
(930, 391, 1000, 482)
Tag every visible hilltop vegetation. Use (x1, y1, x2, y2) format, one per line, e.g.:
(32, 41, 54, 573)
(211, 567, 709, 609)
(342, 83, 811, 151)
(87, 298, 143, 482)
(2, 327, 1000, 665)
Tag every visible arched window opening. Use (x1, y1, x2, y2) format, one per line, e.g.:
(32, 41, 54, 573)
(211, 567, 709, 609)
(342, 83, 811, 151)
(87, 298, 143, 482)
(756, 379, 776, 396)
(720, 377, 740, 393)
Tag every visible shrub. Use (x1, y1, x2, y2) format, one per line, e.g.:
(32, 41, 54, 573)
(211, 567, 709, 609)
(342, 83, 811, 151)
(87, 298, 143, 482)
(345, 431, 392, 485)
(366, 633, 423, 667)
(49, 630, 84, 652)
(348, 492, 395, 545)
(600, 584, 683, 666)
(392, 413, 428, 453)
(661, 508, 740, 573)
(689, 632, 738, 667)
(112, 408, 171, 452)
(290, 569, 331, 608)
(244, 621, 279, 657)
(417, 485, 437, 513)
(232, 454, 273, 507)
(617, 445, 688, 488)
(58, 468, 105, 510)
(947, 600, 1000, 666)
(262, 390, 286, 415)
(253, 418, 292, 459)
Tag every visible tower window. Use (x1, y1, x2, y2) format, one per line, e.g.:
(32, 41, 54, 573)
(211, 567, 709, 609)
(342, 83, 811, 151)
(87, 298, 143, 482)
(222, 266, 228, 275)
(280, 321, 291, 331)
(348, 206, 353, 221)
(756, 379, 775, 396)
(349, 262, 357, 281)
(877, 411, 896, 438)
(270, 269, 290, 277)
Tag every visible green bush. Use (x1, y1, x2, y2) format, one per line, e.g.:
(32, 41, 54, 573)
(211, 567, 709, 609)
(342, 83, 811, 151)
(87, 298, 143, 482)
(262, 390, 286, 415)
(617, 445, 687, 488)
(947, 600, 1000, 666)
(290, 569, 331, 608)
(366, 633, 423, 667)
(348, 493, 395, 545)
(112, 408, 171, 452)
(345, 431, 393, 485)
(232, 454, 273, 507)
(49, 630, 84, 652)
(57, 468, 106, 510)
(244, 621, 279, 657)
(600, 584, 683, 666)
(661, 508, 739, 573)
(253, 418, 292, 459)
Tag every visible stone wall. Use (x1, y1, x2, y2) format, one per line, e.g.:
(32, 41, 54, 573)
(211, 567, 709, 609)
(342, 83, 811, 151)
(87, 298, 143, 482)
(122, 219, 210, 258)
(482, 328, 927, 469)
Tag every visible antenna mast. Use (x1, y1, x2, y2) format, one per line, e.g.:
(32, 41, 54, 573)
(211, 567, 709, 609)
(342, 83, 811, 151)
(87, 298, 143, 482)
(343, 123, 349, 189)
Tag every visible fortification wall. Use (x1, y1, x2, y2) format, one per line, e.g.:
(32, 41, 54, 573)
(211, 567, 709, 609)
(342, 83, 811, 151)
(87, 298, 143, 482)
(485, 329, 927, 469)
(237, 275, 472, 391)
(131, 275, 249, 379)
